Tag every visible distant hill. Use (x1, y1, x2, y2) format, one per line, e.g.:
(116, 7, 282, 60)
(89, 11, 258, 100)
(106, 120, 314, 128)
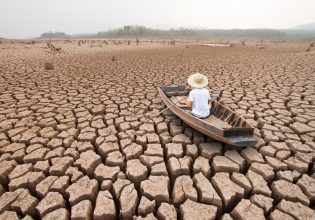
(293, 22, 315, 30)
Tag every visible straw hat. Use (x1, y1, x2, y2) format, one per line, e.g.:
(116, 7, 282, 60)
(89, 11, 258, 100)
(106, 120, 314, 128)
(188, 73, 208, 88)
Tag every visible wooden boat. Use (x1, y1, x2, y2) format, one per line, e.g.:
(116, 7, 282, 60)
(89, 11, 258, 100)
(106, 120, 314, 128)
(158, 85, 257, 147)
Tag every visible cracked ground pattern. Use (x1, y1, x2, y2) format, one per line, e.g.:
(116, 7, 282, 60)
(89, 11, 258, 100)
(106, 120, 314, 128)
(0, 42, 315, 220)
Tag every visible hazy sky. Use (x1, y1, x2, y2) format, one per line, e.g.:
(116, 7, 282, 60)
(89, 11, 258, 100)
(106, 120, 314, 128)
(1, 0, 314, 38)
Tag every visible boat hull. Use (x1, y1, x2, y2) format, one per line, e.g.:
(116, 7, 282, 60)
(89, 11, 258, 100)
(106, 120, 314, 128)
(158, 87, 257, 147)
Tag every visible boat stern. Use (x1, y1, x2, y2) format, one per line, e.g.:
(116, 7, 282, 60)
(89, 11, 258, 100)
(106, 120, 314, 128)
(225, 135, 258, 147)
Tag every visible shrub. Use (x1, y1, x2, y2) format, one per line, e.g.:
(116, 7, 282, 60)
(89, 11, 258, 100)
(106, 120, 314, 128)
(44, 62, 54, 70)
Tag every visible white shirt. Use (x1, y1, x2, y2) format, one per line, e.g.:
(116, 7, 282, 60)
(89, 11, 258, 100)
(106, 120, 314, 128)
(188, 88, 211, 118)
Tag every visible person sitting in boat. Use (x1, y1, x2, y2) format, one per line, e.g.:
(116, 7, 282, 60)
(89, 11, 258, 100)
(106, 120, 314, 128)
(182, 73, 211, 118)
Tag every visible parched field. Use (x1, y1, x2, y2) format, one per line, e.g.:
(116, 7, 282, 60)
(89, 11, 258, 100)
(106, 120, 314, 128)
(0, 41, 314, 220)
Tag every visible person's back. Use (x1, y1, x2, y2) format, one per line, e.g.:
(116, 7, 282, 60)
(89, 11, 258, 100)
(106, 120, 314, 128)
(189, 88, 211, 118)
(184, 73, 211, 118)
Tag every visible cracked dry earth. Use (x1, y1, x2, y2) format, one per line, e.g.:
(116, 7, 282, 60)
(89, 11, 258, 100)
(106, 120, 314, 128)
(0, 42, 315, 220)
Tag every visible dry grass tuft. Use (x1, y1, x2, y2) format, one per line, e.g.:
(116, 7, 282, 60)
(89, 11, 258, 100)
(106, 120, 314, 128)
(47, 42, 61, 52)
(111, 56, 118, 62)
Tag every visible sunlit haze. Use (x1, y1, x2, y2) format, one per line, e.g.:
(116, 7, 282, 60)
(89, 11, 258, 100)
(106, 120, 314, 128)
(1, 0, 314, 38)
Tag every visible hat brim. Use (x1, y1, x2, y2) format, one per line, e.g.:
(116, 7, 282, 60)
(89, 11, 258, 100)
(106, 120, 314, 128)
(188, 74, 208, 88)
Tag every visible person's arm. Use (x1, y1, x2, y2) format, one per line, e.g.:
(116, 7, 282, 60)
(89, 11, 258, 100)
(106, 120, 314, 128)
(187, 90, 194, 108)
(181, 96, 193, 108)
(208, 91, 212, 108)
(186, 98, 193, 108)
